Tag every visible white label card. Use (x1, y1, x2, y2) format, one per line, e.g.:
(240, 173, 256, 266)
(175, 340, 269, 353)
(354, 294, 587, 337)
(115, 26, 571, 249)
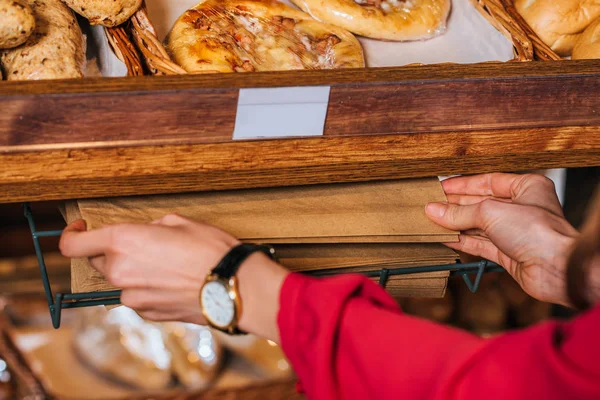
(233, 86, 331, 140)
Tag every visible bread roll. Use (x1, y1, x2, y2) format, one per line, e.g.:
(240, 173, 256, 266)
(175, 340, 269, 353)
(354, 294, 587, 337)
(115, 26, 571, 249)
(62, 0, 142, 27)
(515, 0, 600, 56)
(290, 0, 451, 41)
(0, 0, 35, 49)
(166, 0, 364, 73)
(572, 17, 600, 59)
(0, 0, 85, 80)
(74, 307, 173, 391)
(161, 323, 223, 389)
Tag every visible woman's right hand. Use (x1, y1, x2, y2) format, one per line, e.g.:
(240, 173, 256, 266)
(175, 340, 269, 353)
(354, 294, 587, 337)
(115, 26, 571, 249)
(426, 173, 580, 307)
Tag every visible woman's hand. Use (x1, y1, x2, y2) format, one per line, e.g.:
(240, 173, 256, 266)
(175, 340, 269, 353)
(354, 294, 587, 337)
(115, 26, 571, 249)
(426, 173, 579, 307)
(59, 214, 289, 342)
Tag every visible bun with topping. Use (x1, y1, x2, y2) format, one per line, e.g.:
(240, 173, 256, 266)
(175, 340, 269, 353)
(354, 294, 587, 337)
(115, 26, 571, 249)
(166, 0, 364, 73)
(289, 0, 451, 41)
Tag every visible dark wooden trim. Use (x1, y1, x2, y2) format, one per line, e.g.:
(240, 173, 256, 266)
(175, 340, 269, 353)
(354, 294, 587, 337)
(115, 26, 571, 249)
(1, 60, 599, 96)
(2, 60, 600, 149)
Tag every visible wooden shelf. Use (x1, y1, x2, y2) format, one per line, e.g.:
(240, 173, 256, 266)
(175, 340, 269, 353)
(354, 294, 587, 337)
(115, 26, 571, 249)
(1, 60, 599, 203)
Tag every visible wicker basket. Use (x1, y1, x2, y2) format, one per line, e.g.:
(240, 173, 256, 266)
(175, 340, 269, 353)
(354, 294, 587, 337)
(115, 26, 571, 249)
(105, 0, 560, 77)
(470, 0, 560, 61)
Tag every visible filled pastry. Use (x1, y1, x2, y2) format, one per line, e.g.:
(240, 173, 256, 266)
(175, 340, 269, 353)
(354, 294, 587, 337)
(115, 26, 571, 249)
(73, 307, 173, 391)
(161, 323, 224, 389)
(289, 0, 451, 41)
(166, 0, 364, 73)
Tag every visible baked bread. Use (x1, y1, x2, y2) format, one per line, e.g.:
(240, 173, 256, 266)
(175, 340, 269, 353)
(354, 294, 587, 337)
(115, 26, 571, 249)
(289, 0, 451, 41)
(62, 0, 142, 27)
(161, 323, 223, 389)
(0, 0, 85, 80)
(166, 0, 364, 73)
(515, 0, 600, 56)
(0, 0, 35, 49)
(572, 17, 600, 59)
(74, 307, 173, 391)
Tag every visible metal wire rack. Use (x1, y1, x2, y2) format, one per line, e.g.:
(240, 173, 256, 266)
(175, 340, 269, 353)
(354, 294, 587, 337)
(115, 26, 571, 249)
(24, 203, 505, 329)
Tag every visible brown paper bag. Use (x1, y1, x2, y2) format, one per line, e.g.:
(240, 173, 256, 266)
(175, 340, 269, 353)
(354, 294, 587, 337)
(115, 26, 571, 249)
(66, 179, 457, 298)
(77, 179, 455, 241)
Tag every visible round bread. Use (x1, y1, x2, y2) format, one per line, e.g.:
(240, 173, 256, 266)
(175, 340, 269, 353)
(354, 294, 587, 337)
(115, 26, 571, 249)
(166, 0, 365, 73)
(289, 0, 451, 41)
(515, 0, 600, 56)
(1, 0, 85, 80)
(0, 0, 35, 49)
(62, 0, 142, 27)
(572, 17, 600, 59)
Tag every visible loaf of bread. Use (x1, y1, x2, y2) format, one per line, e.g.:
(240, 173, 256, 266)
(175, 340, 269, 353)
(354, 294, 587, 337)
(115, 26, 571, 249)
(0, 0, 85, 80)
(514, 0, 600, 56)
(573, 18, 600, 59)
(63, 0, 142, 27)
(0, 0, 35, 49)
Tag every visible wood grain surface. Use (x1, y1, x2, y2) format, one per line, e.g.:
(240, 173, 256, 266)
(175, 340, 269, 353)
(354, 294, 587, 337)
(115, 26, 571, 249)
(0, 60, 599, 203)
(2, 61, 600, 148)
(1, 125, 598, 203)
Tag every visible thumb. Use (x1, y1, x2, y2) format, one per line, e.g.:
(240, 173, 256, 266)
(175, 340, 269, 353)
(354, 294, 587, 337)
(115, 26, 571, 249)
(425, 202, 485, 231)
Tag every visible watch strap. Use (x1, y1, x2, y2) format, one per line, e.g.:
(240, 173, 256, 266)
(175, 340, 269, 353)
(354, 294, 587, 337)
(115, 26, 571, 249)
(212, 243, 275, 279)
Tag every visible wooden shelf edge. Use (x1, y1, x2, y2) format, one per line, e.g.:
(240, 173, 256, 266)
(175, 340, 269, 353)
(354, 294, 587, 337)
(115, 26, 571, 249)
(1, 126, 598, 203)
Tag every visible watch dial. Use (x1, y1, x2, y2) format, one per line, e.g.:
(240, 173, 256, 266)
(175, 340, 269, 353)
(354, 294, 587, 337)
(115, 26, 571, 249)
(201, 281, 235, 328)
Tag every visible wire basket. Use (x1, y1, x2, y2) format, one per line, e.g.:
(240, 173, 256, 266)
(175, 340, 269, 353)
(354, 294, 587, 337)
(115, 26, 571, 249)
(24, 203, 504, 329)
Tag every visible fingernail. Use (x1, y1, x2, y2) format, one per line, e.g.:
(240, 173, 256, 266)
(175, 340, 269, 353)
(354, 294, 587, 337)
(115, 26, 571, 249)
(426, 202, 448, 217)
(70, 219, 87, 231)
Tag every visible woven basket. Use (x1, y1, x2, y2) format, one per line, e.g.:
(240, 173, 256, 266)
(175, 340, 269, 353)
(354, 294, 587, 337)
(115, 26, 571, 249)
(106, 0, 561, 76)
(470, 0, 560, 61)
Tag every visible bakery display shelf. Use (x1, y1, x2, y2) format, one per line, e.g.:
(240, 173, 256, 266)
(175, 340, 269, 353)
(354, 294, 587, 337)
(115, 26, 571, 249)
(24, 203, 503, 329)
(2, 60, 600, 204)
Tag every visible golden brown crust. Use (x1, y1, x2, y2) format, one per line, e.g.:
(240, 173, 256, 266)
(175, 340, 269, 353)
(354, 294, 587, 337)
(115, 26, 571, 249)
(572, 17, 600, 59)
(62, 0, 142, 27)
(0, 0, 35, 49)
(0, 0, 85, 80)
(515, 0, 600, 56)
(166, 0, 364, 73)
(290, 0, 450, 41)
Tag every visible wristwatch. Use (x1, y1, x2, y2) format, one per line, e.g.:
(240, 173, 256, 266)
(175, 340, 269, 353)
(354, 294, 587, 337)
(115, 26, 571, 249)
(199, 243, 275, 335)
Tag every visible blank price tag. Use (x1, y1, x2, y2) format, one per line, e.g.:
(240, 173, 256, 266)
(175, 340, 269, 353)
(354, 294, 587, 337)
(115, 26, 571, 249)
(233, 86, 331, 140)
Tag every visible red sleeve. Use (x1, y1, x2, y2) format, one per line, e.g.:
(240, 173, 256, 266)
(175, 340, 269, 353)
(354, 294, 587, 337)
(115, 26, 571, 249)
(277, 273, 600, 400)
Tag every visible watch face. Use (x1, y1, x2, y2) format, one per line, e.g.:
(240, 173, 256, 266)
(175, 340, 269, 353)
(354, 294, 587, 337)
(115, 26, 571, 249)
(201, 280, 235, 329)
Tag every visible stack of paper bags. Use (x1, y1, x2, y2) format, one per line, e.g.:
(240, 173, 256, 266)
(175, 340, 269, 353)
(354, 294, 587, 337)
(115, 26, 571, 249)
(63, 179, 458, 299)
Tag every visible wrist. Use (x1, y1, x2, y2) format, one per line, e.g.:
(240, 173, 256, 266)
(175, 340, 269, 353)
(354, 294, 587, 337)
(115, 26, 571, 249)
(236, 252, 289, 343)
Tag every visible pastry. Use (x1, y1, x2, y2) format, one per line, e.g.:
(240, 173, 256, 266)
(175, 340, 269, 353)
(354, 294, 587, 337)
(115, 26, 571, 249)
(62, 0, 142, 27)
(572, 17, 600, 59)
(0, 0, 35, 49)
(290, 0, 451, 41)
(515, 0, 600, 56)
(161, 323, 223, 389)
(0, 0, 85, 80)
(73, 307, 173, 391)
(166, 0, 364, 73)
